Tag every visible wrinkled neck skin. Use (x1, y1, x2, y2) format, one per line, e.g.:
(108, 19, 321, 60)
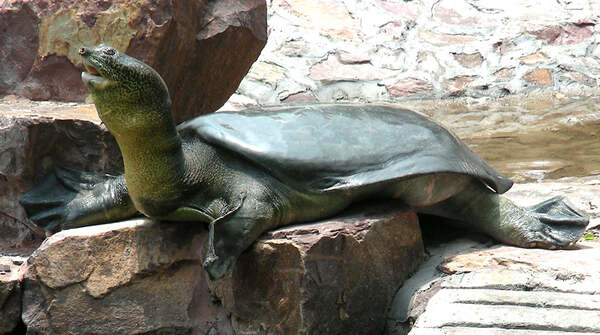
(96, 99, 186, 217)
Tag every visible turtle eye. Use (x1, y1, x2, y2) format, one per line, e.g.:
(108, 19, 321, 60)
(103, 48, 116, 56)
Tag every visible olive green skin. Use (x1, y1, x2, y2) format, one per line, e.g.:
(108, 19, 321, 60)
(20, 45, 588, 279)
(78, 45, 361, 276)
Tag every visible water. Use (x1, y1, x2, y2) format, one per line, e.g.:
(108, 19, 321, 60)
(468, 119, 600, 182)
(400, 92, 600, 183)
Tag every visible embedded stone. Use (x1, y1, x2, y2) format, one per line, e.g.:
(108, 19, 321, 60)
(433, 6, 478, 26)
(520, 51, 549, 64)
(337, 51, 371, 65)
(375, 0, 422, 20)
(246, 61, 287, 86)
(446, 76, 477, 93)
(493, 68, 514, 79)
(453, 52, 484, 68)
(523, 68, 553, 86)
(527, 23, 593, 45)
(272, 0, 359, 40)
(309, 55, 391, 82)
(418, 30, 478, 46)
(386, 78, 434, 97)
(281, 91, 319, 103)
(560, 71, 596, 86)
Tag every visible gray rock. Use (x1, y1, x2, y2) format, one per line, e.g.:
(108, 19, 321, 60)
(413, 287, 600, 332)
(391, 234, 600, 335)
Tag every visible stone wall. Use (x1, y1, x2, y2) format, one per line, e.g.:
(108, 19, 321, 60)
(223, 0, 600, 109)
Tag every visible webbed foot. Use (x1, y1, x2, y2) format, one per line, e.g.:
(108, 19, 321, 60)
(20, 167, 118, 233)
(496, 196, 588, 249)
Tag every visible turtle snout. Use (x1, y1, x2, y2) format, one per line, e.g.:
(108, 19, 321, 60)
(79, 47, 89, 56)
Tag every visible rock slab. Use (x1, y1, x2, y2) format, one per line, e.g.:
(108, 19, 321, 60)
(21, 219, 232, 335)
(211, 203, 424, 335)
(0, 0, 267, 122)
(401, 240, 600, 335)
(18, 204, 423, 334)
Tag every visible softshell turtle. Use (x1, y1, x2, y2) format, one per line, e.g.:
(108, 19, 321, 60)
(20, 45, 588, 279)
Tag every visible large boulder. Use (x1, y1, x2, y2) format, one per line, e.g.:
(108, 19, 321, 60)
(20, 203, 423, 334)
(21, 219, 233, 335)
(0, 0, 267, 123)
(210, 203, 424, 334)
(0, 97, 121, 254)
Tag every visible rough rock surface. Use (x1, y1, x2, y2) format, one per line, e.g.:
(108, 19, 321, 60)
(222, 0, 600, 110)
(18, 204, 422, 334)
(21, 219, 233, 335)
(0, 96, 121, 255)
(0, 0, 267, 122)
(386, 229, 600, 335)
(210, 203, 424, 335)
(0, 256, 24, 334)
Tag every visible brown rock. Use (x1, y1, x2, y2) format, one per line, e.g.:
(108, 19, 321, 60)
(281, 91, 318, 103)
(520, 51, 549, 65)
(439, 242, 600, 277)
(375, 0, 421, 20)
(433, 6, 478, 26)
(386, 78, 434, 97)
(419, 30, 478, 46)
(453, 52, 484, 68)
(337, 51, 371, 65)
(0, 97, 121, 255)
(379, 21, 413, 41)
(560, 70, 596, 86)
(493, 68, 514, 79)
(523, 68, 553, 86)
(527, 23, 593, 45)
(210, 203, 424, 334)
(0, 0, 267, 123)
(247, 61, 287, 86)
(22, 219, 233, 335)
(273, 0, 359, 41)
(309, 55, 390, 82)
(446, 76, 477, 93)
(0, 256, 23, 334)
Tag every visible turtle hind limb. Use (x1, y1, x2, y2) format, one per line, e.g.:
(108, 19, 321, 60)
(19, 166, 119, 233)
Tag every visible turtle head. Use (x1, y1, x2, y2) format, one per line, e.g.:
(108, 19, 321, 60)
(79, 45, 172, 133)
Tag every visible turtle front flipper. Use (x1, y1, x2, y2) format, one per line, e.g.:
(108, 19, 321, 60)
(20, 167, 138, 233)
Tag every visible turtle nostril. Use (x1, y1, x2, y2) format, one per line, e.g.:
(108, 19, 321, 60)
(78, 47, 88, 56)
